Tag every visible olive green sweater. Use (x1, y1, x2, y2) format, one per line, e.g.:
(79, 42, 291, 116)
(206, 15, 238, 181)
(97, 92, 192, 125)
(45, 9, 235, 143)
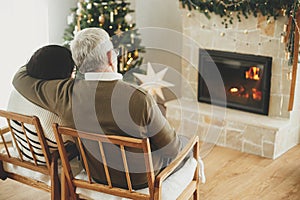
(13, 66, 182, 189)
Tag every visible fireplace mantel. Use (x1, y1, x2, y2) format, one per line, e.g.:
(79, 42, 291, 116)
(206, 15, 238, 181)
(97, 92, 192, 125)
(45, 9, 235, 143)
(165, 99, 295, 159)
(167, 10, 300, 159)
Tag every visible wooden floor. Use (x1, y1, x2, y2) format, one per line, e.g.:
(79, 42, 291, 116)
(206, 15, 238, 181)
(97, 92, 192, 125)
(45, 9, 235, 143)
(1, 144, 300, 200)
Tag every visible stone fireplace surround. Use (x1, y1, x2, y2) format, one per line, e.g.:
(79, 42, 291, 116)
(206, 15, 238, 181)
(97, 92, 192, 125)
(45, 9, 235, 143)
(165, 11, 300, 159)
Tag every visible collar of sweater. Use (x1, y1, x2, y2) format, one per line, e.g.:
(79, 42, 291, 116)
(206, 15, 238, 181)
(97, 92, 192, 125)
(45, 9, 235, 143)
(84, 72, 123, 81)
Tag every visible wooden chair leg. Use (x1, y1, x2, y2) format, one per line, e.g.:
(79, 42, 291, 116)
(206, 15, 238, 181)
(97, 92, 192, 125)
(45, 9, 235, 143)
(193, 184, 200, 200)
(0, 161, 7, 180)
(61, 169, 69, 200)
(51, 155, 60, 200)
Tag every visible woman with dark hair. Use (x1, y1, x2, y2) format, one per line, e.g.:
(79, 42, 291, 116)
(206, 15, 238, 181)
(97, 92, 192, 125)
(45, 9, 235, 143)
(6, 45, 75, 156)
(26, 45, 75, 80)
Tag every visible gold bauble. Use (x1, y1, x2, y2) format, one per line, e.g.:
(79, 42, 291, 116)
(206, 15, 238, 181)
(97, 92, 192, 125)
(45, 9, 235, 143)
(98, 14, 105, 23)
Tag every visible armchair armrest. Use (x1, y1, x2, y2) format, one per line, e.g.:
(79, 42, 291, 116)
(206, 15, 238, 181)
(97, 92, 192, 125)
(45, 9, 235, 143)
(0, 127, 10, 135)
(154, 135, 199, 188)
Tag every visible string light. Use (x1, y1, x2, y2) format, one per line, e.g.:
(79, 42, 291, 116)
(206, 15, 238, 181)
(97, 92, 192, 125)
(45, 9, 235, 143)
(64, 0, 145, 74)
(188, 17, 277, 46)
(219, 0, 246, 8)
(183, 0, 299, 29)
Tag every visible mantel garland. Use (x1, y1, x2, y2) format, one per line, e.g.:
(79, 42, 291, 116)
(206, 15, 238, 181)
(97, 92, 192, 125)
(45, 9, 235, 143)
(180, 0, 299, 65)
(180, 0, 299, 27)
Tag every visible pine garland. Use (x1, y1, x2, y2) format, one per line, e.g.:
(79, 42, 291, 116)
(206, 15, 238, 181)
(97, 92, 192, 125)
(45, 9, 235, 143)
(180, 0, 299, 28)
(180, 0, 300, 66)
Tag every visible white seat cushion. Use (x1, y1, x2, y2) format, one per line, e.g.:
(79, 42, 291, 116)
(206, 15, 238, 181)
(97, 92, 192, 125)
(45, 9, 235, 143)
(1, 147, 82, 186)
(76, 157, 197, 200)
(0, 132, 12, 143)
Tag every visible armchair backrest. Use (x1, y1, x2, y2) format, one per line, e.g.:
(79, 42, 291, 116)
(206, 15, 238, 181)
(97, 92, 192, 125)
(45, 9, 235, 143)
(53, 123, 156, 200)
(0, 110, 60, 200)
(0, 110, 52, 172)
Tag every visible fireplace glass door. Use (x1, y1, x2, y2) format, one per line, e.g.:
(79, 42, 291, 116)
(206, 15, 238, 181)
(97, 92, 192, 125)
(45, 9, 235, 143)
(198, 49, 272, 115)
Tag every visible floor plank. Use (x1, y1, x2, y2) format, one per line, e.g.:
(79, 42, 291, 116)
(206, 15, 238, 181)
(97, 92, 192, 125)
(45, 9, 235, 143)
(1, 144, 300, 199)
(0, 179, 50, 200)
(200, 144, 300, 200)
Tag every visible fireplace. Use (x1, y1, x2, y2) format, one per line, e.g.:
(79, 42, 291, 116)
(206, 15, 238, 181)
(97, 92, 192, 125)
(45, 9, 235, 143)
(198, 49, 272, 115)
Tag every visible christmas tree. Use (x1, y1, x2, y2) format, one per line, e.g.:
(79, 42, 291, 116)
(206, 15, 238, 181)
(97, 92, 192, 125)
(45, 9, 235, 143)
(64, 0, 144, 74)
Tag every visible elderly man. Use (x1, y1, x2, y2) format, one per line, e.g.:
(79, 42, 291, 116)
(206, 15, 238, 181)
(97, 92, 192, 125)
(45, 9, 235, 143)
(13, 28, 187, 189)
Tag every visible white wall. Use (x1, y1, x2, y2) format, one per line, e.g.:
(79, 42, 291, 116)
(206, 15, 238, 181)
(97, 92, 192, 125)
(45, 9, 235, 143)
(132, 0, 183, 100)
(133, 0, 183, 72)
(0, 0, 75, 112)
(48, 0, 77, 43)
(0, 0, 48, 111)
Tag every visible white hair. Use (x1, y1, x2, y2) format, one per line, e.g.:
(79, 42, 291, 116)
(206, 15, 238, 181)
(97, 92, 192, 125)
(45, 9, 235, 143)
(70, 28, 113, 73)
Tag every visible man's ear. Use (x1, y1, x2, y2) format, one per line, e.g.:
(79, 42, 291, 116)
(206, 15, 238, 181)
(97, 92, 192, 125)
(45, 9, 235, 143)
(107, 50, 113, 67)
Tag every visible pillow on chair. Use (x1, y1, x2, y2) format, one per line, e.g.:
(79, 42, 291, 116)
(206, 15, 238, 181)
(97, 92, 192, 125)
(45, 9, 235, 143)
(1, 147, 83, 185)
(76, 157, 197, 200)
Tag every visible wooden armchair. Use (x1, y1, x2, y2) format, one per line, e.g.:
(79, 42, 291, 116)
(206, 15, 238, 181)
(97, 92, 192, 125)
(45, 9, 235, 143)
(53, 123, 200, 200)
(0, 110, 62, 200)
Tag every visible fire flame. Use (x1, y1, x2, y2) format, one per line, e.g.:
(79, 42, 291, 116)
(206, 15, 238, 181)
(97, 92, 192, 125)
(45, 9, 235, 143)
(245, 66, 261, 80)
(230, 87, 239, 93)
(252, 88, 262, 101)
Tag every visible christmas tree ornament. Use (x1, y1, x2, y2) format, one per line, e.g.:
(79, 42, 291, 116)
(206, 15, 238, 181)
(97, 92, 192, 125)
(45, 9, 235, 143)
(114, 25, 123, 36)
(133, 49, 139, 58)
(73, 25, 79, 35)
(63, 0, 145, 74)
(110, 11, 114, 23)
(124, 13, 133, 23)
(133, 62, 174, 100)
(77, 12, 82, 29)
(87, 3, 92, 9)
(77, 2, 82, 9)
(76, 8, 82, 16)
(130, 33, 135, 43)
(126, 57, 133, 69)
(99, 14, 105, 23)
(67, 13, 74, 25)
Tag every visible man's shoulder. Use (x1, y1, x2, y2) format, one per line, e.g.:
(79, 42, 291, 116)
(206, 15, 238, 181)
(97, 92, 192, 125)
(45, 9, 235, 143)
(116, 80, 148, 96)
